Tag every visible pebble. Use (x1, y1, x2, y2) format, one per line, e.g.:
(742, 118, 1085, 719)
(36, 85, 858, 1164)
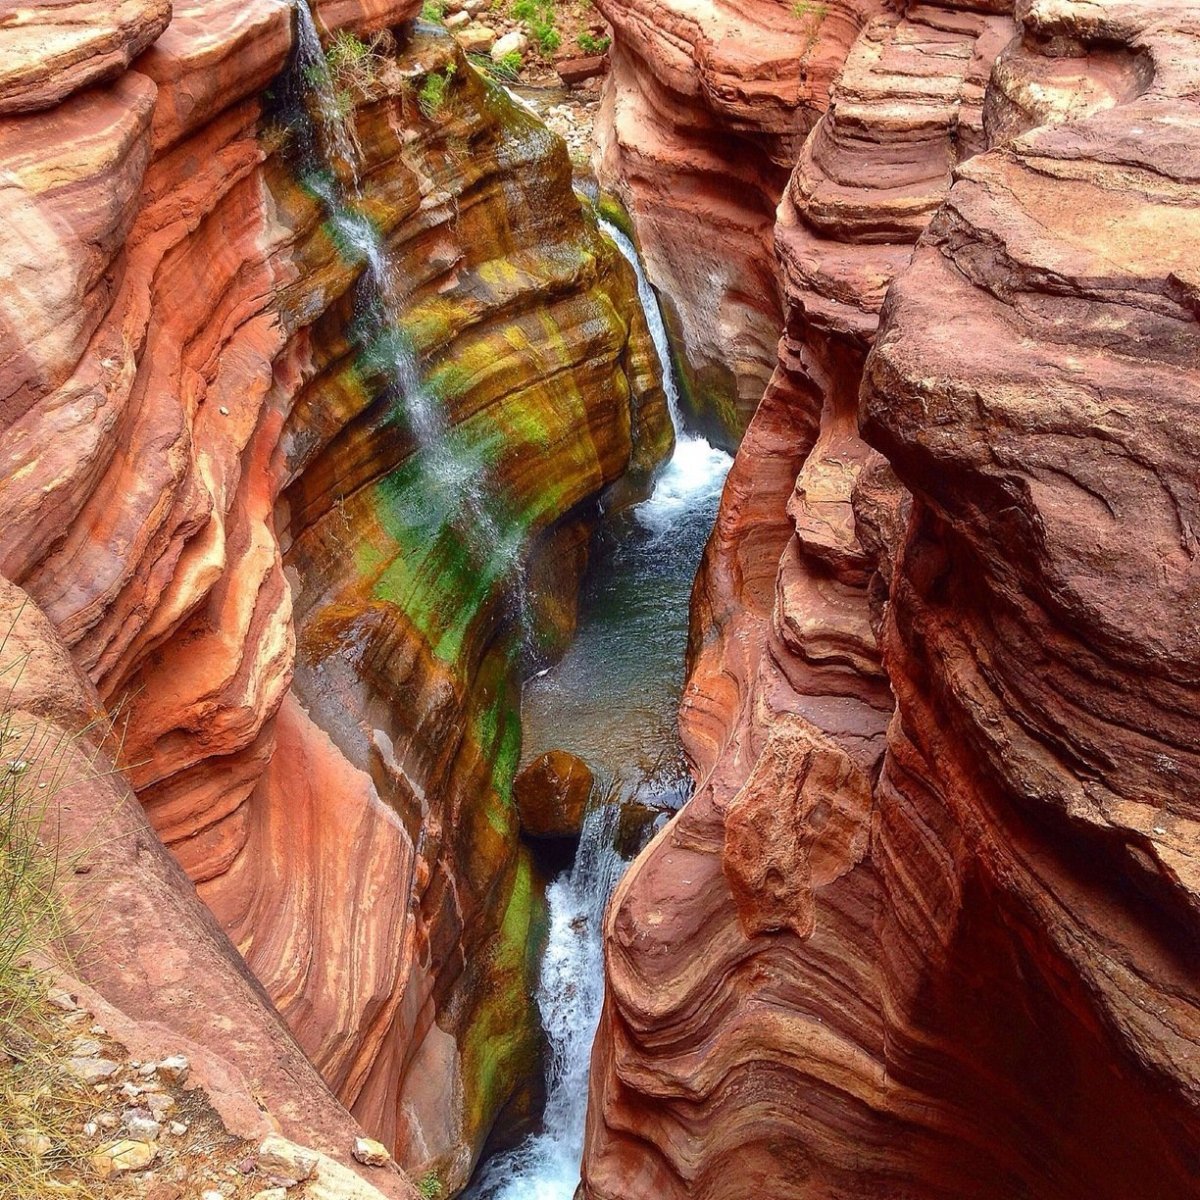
(123, 1109, 162, 1140)
(47, 989, 79, 1012)
(70, 1037, 103, 1057)
(168, 1120, 189, 1136)
(67, 1056, 121, 1084)
(256, 1135, 317, 1187)
(15, 1132, 52, 1157)
(146, 1091, 176, 1119)
(91, 1139, 158, 1177)
(157, 1053, 190, 1085)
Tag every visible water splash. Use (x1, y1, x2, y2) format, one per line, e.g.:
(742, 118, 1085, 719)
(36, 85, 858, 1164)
(597, 219, 732, 536)
(464, 801, 624, 1200)
(468, 223, 733, 1199)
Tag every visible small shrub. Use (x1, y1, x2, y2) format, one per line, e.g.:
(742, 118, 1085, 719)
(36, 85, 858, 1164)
(509, 0, 559, 58)
(494, 50, 525, 79)
(0, 631, 103, 1200)
(421, 0, 446, 21)
(792, 0, 828, 57)
(576, 31, 610, 54)
(534, 22, 560, 54)
(417, 1174, 443, 1199)
(418, 65, 455, 119)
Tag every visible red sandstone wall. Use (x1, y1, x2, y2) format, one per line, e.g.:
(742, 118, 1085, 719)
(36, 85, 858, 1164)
(584, 1, 1200, 1196)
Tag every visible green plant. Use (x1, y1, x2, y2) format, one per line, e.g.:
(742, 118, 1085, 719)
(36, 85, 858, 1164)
(494, 49, 525, 79)
(417, 1173, 443, 1199)
(0, 633, 100, 1199)
(421, 0, 446, 21)
(576, 30, 610, 54)
(510, 0, 559, 57)
(418, 64, 455, 119)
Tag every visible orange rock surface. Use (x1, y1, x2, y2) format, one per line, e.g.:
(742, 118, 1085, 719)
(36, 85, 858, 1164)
(592, 0, 885, 442)
(584, 0, 1200, 1196)
(0, 0, 670, 1190)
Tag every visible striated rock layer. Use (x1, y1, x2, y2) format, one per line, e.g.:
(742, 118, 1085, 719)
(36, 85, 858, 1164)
(0, 0, 671, 1190)
(591, 0, 887, 444)
(585, 0, 1200, 1197)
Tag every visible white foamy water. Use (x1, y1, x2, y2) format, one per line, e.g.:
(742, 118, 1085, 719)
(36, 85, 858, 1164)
(467, 222, 733, 1199)
(464, 804, 624, 1200)
(597, 220, 733, 534)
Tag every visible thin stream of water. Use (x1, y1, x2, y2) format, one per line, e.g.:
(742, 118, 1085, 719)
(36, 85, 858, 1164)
(290, 0, 518, 592)
(466, 224, 733, 1199)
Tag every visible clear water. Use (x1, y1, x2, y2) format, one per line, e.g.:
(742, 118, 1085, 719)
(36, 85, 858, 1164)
(522, 221, 733, 803)
(465, 226, 732, 1199)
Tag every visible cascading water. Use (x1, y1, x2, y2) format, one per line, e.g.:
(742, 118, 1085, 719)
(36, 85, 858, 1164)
(465, 800, 624, 1200)
(599, 219, 733, 539)
(288, 1, 522, 602)
(520, 223, 733, 800)
(467, 224, 733, 1198)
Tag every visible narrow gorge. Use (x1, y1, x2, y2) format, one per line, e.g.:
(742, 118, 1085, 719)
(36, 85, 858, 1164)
(0, 0, 1196, 1199)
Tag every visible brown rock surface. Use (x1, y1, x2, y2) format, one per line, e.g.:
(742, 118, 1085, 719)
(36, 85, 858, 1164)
(585, 0, 1200, 1197)
(592, 0, 884, 443)
(0, 576, 415, 1198)
(513, 749, 595, 839)
(0, 0, 670, 1190)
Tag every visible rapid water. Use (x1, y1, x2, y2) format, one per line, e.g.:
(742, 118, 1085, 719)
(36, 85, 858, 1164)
(466, 226, 732, 1198)
(464, 801, 624, 1200)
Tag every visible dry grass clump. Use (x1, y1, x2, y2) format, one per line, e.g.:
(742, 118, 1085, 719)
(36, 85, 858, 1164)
(0, 637, 96, 1199)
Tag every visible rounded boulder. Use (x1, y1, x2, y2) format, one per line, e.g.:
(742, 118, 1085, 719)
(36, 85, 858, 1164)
(513, 750, 593, 839)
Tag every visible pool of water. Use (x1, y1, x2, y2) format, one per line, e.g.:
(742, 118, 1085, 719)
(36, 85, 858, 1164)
(521, 220, 733, 805)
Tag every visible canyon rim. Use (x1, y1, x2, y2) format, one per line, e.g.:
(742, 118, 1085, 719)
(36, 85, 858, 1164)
(1, 0, 1198, 1199)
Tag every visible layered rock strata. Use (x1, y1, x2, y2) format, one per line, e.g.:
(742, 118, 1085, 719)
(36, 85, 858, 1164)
(0, 0, 670, 1190)
(591, 0, 893, 443)
(0, 575, 416, 1198)
(585, 0, 1200, 1196)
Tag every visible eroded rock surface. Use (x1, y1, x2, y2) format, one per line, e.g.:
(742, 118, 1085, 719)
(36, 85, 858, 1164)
(585, 0, 1200, 1196)
(0, 0, 670, 1190)
(592, 0, 882, 443)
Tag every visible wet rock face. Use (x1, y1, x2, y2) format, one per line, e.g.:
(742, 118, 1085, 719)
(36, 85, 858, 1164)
(591, 0, 875, 445)
(0, 0, 670, 1190)
(514, 750, 594, 839)
(585, 0, 1200, 1197)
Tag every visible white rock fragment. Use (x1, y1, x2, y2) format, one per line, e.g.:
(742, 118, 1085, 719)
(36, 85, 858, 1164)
(490, 30, 528, 61)
(352, 1136, 390, 1167)
(91, 1139, 158, 1176)
(67, 1056, 120, 1084)
(257, 1134, 318, 1187)
(157, 1053, 190, 1085)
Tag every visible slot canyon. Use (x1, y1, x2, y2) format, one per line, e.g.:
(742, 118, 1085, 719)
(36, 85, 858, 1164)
(0, 0, 1196, 1198)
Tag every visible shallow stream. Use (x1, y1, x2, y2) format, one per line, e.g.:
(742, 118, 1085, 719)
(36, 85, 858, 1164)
(463, 221, 732, 1199)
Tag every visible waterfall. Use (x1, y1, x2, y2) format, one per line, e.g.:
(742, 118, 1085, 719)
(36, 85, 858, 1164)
(466, 223, 732, 1199)
(598, 219, 733, 537)
(464, 801, 624, 1200)
(286, 1, 521, 604)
